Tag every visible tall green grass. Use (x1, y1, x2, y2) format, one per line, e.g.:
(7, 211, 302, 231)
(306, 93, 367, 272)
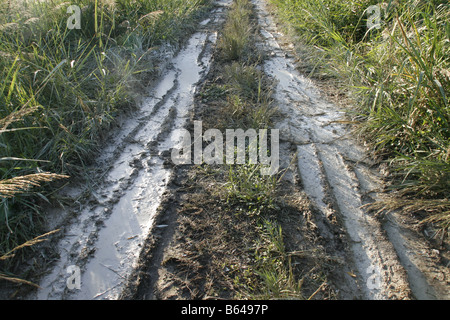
(217, 0, 253, 61)
(269, 0, 449, 230)
(213, 0, 306, 299)
(0, 0, 210, 264)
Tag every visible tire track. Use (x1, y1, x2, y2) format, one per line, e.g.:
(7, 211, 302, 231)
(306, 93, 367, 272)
(252, 0, 413, 300)
(27, 5, 226, 300)
(24, 0, 448, 301)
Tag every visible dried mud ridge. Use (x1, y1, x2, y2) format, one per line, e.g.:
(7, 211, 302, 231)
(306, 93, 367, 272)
(22, 0, 448, 300)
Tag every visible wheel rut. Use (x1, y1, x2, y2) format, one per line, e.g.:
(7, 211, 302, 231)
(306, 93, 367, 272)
(253, 0, 448, 300)
(26, 2, 228, 300)
(24, 0, 448, 300)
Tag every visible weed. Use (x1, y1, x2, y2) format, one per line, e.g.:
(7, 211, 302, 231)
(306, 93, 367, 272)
(250, 219, 304, 299)
(225, 163, 278, 216)
(269, 0, 450, 230)
(217, 0, 253, 61)
(0, 0, 210, 260)
(0, 229, 59, 287)
(212, 0, 313, 299)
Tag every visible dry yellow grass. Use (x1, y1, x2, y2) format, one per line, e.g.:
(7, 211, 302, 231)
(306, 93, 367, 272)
(0, 229, 60, 287)
(0, 173, 69, 199)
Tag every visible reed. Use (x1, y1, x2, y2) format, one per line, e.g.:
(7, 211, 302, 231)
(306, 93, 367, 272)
(269, 0, 449, 230)
(0, 0, 210, 257)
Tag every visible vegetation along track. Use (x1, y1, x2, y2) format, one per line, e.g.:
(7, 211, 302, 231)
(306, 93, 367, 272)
(3, 0, 448, 300)
(252, 0, 448, 300)
(19, 0, 229, 300)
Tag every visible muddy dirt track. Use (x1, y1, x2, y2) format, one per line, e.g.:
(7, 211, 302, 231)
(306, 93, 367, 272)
(15, 0, 449, 300)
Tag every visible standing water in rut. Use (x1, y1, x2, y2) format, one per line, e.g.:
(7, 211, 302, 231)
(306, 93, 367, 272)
(17, 0, 448, 301)
(30, 8, 226, 299)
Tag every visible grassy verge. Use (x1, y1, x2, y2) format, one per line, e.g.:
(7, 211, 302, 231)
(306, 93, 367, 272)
(268, 0, 449, 232)
(208, 0, 305, 298)
(0, 0, 210, 284)
(162, 0, 334, 300)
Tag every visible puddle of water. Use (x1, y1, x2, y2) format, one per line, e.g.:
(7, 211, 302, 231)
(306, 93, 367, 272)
(107, 144, 142, 182)
(32, 23, 217, 300)
(253, 0, 415, 300)
(200, 18, 211, 26)
(296, 144, 327, 213)
(317, 144, 384, 299)
(69, 161, 171, 300)
(381, 200, 449, 300)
